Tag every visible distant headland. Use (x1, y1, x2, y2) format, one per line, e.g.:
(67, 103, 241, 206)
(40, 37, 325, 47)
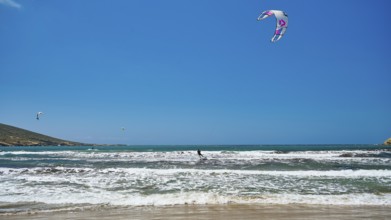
(0, 123, 97, 147)
(384, 138, 391, 145)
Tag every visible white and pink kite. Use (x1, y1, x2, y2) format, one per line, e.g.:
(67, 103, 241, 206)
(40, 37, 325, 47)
(257, 10, 288, 42)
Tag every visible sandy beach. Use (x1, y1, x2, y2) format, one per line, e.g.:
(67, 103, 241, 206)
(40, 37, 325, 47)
(1, 204, 390, 220)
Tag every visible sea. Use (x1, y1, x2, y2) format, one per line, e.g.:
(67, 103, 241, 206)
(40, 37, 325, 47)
(0, 145, 390, 214)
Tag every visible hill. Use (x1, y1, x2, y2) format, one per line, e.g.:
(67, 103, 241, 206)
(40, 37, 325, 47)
(0, 123, 92, 146)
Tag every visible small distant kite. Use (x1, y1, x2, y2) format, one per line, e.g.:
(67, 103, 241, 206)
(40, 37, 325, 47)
(121, 127, 126, 132)
(257, 10, 288, 42)
(36, 112, 43, 120)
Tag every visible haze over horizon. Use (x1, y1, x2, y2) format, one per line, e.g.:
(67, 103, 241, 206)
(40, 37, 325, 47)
(1, 0, 390, 145)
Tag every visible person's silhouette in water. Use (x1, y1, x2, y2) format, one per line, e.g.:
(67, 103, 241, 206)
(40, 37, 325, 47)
(197, 149, 204, 158)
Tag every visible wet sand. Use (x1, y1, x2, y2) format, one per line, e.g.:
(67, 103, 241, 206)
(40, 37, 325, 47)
(1, 204, 390, 220)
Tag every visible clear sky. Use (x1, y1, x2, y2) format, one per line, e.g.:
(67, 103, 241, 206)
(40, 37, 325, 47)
(1, 0, 390, 145)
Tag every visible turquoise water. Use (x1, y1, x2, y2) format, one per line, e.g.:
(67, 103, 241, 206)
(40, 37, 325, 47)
(0, 145, 390, 214)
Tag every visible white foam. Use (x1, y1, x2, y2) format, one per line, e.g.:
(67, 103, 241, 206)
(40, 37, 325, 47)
(94, 167, 391, 178)
(1, 167, 391, 178)
(1, 167, 390, 206)
(0, 150, 389, 171)
(1, 149, 389, 160)
(0, 151, 75, 156)
(1, 149, 390, 207)
(1, 189, 390, 206)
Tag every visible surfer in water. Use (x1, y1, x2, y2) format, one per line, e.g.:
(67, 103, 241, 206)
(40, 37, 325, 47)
(197, 149, 204, 158)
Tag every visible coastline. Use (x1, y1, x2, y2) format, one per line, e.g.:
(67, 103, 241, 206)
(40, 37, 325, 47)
(2, 204, 390, 220)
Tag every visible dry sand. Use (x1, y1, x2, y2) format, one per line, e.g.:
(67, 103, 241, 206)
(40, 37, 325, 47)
(1, 204, 390, 220)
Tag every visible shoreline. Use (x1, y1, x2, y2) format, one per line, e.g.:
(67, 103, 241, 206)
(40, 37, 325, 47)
(2, 204, 391, 220)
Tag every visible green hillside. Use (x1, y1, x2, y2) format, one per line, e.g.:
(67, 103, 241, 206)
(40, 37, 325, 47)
(0, 123, 91, 146)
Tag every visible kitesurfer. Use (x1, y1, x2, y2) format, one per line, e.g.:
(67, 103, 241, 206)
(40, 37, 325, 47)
(197, 149, 204, 158)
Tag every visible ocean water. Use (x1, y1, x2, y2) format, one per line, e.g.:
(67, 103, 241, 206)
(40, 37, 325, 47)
(0, 145, 390, 214)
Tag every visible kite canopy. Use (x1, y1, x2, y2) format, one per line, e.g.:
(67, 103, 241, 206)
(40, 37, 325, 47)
(257, 10, 288, 42)
(36, 112, 43, 120)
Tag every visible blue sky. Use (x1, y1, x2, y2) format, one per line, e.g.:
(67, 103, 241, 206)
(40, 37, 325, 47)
(1, 0, 390, 145)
